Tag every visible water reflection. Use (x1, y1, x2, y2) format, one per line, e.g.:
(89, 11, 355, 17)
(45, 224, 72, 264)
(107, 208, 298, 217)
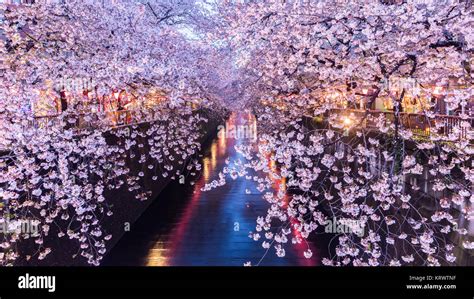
(104, 112, 319, 266)
(103, 112, 472, 266)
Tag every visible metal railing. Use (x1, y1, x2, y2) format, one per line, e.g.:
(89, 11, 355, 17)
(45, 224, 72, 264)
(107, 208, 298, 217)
(0, 106, 205, 154)
(0, 108, 164, 152)
(26, 108, 165, 131)
(322, 108, 474, 140)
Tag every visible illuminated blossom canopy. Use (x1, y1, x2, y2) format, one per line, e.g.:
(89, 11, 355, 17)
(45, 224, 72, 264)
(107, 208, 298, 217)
(204, 0, 474, 266)
(0, 0, 232, 265)
(0, 0, 473, 266)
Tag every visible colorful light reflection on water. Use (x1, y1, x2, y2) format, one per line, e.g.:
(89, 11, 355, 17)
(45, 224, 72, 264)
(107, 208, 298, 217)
(104, 112, 320, 266)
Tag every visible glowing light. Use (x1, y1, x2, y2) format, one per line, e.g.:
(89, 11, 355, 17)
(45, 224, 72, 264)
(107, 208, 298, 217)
(343, 117, 352, 126)
(202, 157, 210, 181)
(211, 142, 217, 169)
(433, 86, 443, 96)
(146, 241, 170, 266)
(270, 159, 276, 171)
(219, 131, 226, 154)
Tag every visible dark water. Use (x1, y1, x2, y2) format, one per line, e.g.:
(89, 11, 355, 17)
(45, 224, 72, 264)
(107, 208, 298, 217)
(102, 112, 473, 266)
(103, 113, 320, 266)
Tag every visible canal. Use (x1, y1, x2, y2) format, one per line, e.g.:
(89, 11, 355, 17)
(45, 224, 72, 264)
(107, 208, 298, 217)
(102, 112, 473, 266)
(102, 113, 321, 266)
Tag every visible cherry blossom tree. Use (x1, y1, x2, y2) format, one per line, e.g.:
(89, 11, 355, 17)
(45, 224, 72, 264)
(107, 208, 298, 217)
(205, 0, 474, 266)
(0, 0, 232, 265)
(1, 0, 472, 267)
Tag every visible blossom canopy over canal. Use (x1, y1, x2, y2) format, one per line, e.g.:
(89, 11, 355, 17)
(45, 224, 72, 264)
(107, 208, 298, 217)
(0, 0, 473, 266)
